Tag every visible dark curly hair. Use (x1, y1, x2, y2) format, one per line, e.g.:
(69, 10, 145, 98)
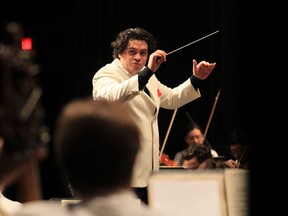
(182, 143, 212, 163)
(111, 27, 158, 59)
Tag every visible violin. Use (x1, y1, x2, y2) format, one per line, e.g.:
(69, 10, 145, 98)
(159, 153, 178, 167)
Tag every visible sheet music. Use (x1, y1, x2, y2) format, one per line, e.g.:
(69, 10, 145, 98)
(148, 169, 250, 216)
(224, 169, 249, 216)
(148, 170, 227, 216)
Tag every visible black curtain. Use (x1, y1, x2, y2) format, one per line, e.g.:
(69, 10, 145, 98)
(1, 0, 253, 203)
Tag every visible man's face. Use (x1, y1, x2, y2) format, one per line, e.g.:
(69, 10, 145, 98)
(230, 143, 244, 160)
(185, 128, 204, 145)
(118, 40, 148, 75)
(184, 157, 201, 170)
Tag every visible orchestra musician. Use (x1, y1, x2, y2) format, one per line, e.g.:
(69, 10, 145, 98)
(159, 90, 221, 168)
(216, 128, 250, 169)
(182, 143, 217, 170)
(172, 122, 218, 167)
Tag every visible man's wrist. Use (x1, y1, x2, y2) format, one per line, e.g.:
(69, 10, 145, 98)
(190, 74, 203, 89)
(138, 67, 154, 90)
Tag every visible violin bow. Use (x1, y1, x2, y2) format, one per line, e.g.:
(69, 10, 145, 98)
(159, 109, 178, 159)
(203, 89, 221, 140)
(236, 144, 248, 169)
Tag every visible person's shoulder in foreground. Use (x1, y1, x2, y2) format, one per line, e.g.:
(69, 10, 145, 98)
(11, 201, 72, 216)
(14, 196, 171, 216)
(0, 190, 22, 215)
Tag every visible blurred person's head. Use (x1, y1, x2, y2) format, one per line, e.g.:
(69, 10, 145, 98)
(53, 99, 140, 200)
(182, 143, 215, 170)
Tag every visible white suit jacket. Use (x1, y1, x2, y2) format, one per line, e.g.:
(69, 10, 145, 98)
(92, 59, 201, 187)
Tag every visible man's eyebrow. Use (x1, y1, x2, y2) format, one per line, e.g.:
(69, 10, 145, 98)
(127, 47, 148, 51)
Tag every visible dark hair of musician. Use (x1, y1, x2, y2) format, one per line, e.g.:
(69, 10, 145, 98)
(182, 143, 212, 162)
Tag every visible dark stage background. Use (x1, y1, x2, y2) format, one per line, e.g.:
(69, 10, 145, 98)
(1, 0, 253, 205)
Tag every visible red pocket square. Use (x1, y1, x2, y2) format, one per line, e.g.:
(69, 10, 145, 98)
(157, 89, 161, 97)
